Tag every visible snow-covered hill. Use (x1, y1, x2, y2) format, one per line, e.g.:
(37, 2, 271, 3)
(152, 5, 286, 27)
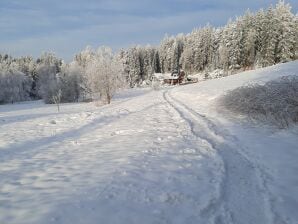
(0, 61, 297, 224)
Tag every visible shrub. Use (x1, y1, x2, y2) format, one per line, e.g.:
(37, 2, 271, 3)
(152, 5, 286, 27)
(218, 76, 298, 128)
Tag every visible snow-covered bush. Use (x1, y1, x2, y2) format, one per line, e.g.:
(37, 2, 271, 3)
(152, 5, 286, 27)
(219, 76, 298, 128)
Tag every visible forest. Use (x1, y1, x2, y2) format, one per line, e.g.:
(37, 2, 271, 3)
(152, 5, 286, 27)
(0, 1, 297, 104)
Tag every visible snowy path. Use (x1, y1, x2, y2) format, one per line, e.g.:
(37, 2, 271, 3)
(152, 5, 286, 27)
(0, 90, 221, 224)
(1, 60, 298, 224)
(164, 90, 272, 224)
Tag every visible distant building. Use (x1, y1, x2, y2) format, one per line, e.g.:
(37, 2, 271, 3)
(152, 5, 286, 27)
(153, 70, 186, 85)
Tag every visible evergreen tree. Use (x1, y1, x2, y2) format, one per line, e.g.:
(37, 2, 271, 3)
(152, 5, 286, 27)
(275, 1, 296, 62)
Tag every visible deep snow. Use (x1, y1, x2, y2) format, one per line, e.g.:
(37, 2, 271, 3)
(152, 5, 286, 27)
(0, 61, 297, 224)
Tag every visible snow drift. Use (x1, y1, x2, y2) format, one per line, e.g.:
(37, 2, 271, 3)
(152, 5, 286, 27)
(0, 61, 297, 224)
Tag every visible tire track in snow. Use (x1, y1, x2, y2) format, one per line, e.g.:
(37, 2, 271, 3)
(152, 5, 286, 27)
(163, 90, 227, 222)
(164, 89, 271, 224)
(168, 90, 284, 224)
(69, 92, 223, 224)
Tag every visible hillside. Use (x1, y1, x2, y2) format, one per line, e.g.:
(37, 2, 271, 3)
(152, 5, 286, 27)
(0, 61, 297, 224)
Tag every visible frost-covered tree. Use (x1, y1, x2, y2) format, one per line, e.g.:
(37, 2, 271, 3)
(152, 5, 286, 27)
(274, 1, 297, 62)
(243, 29, 257, 69)
(211, 28, 221, 70)
(180, 25, 217, 73)
(238, 11, 257, 69)
(0, 69, 32, 104)
(219, 45, 229, 72)
(0, 1, 297, 105)
(36, 53, 62, 103)
(158, 1, 296, 76)
(58, 62, 83, 102)
(221, 19, 242, 69)
(180, 43, 194, 74)
(86, 47, 125, 104)
(159, 35, 184, 73)
(120, 46, 142, 87)
(119, 46, 160, 87)
(75, 46, 94, 69)
(258, 6, 279, 66)
(0, 55, 33, 104)
(295, 13, 298, 60)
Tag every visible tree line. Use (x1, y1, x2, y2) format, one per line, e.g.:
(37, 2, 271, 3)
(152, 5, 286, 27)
(0, 1, 297, 104)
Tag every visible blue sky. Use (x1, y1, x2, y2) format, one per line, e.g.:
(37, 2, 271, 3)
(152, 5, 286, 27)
(0, 0, 297, 61)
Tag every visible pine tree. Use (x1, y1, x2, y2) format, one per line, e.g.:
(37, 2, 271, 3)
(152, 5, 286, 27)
(274, 1, 296, 62)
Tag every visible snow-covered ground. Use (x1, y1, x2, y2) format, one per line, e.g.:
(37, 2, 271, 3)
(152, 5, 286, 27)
(0, 61, 297, 224)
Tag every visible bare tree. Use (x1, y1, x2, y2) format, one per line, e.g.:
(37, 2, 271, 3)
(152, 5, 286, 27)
(52, 89, 62, 112)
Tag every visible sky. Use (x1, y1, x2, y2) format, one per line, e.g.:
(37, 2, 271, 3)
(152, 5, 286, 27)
(0, 0, 297, 61)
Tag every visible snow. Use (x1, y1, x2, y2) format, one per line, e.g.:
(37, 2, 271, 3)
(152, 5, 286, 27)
(0, 61, 298, 224)
(187, 69, 226, 81)
(170, 60, 298, 223)
(154, 73, 179, 80)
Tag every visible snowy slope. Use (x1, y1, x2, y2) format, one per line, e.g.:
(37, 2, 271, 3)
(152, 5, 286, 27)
(0, 61, 297, 224)
(171, 60, 298, 224)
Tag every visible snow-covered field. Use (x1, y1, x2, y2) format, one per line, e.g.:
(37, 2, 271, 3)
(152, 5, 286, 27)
(0, 61, 297, 224)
